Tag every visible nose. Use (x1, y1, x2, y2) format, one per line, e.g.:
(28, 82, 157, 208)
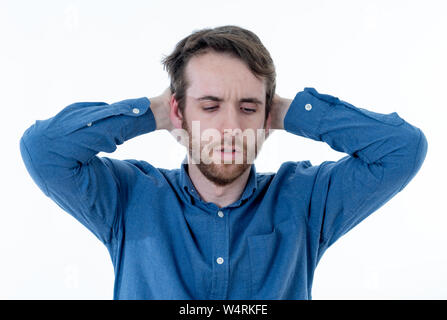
(218, 108, 244, 149)
(218, 104, 243, 137)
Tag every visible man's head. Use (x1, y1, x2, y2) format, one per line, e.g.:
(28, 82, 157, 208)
(161, 25, 276, 186)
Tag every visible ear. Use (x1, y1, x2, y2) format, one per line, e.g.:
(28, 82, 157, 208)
(170, 94, 184, 129)
(264, 111, 272, 139)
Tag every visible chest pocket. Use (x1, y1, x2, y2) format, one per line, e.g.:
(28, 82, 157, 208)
(247, 216, 300, 299)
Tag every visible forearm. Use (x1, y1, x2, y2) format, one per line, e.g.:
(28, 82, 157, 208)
(20, 97, 156, 185)
(283, 88, 427, 189)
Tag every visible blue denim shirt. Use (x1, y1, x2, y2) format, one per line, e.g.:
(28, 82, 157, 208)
(19, 88, 427, 299)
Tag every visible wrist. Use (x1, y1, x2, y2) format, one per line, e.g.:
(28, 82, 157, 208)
(280, 98, 293, 129)
(271, 97, 292, 130)
(149, 97, 166, 131)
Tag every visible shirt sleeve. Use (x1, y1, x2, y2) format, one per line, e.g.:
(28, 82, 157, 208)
(19, 97, 156, 244)
(283, 87, 428, 257)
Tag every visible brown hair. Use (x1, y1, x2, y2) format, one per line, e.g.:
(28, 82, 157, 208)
(160, 25, 276, 121)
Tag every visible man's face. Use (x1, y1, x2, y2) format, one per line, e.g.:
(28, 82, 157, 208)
(180, 50, 270, 186)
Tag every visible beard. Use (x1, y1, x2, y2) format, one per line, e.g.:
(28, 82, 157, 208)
(181, 118, 265, 187)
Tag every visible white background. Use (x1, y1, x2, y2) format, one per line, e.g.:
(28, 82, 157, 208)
(1, 0, 446, 299)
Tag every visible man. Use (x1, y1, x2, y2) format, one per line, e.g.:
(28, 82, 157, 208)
(19, 25, 427, 299)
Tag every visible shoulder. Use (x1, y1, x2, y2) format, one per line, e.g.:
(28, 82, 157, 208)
(275, 160, 315, 178)
(100, 157, 178, 185)
(254, 160, 318, 190)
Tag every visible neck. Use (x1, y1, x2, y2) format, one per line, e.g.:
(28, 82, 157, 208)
(186, 161, 252, 208)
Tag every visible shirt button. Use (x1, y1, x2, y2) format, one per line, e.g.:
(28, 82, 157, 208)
(216, 257, 224, 264)
(132, 108, 140, 114)
(86, 122, 92, 127)
(305, 103, 312, 111)
(217, 210, 224, 218)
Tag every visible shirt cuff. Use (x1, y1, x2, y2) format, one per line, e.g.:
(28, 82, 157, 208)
(283, 87, 339, 141)
(118, 97, 157, 139)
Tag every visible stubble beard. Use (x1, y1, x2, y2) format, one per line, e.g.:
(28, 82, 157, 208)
(181, 118, 262, 187)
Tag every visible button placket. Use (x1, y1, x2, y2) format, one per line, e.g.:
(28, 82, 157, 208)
(216, 210, 225, 265)
(210, 207, 229, 299)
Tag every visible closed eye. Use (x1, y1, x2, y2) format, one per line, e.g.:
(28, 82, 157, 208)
(242, 107, 256, 113)
(202, 106, 257, 113)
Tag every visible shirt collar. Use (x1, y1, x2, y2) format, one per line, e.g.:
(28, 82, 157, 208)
(179, 155, 258, 207)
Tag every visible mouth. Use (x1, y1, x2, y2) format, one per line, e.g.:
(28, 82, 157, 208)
(218, 146, 241, 153)
(214, 146, 242, 161)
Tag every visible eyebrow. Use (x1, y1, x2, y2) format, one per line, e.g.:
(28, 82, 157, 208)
(196, 95, 263, 105)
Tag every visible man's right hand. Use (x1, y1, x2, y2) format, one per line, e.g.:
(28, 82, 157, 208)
(149, 87, 174, 131)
